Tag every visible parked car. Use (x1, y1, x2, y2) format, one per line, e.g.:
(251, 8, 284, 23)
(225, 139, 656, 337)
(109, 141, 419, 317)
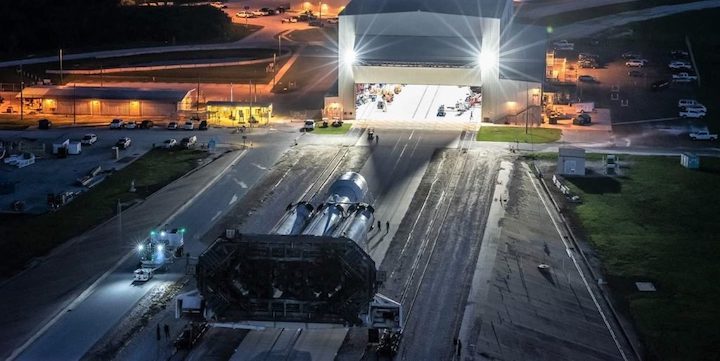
(183, 121, 194, 130)
(38, 118, 52, 129)
(198, 120, 208, 130)
(180, 136, 197, 148)
(628, 70, 644, 77)
(167, 121, 178, 130)
(678, 99, 699, 108)
(689, 130, 718, 141)
(236, 11, 254, 18)
(260, 7, 275, 15)
(672, 72, 697, 82)
(668, 61, 692, 70)
(163, 139, 177, 148)
(670, 50, 689, 58)
(125, 121, 138, 129)
(303, 119, 316, 131)
(553, 40, 574, 50)
(621, 51, 641, 59)
(252, 9, 266, 17)
(81, 134, 97, 145)
(326, 17, 339, 24)
(110, 118, 125, 129)
(140, 119, 154, 128)
(573, 113, 592, 125)
(578, 75, 594, 82)
(578, 59, 598, 68)
(651, 79, 670, 91)
(309, 19, 324, 27)
(578, 53, 599, 61)
(625, 59, 645, 67)
(282, 16, 298, 23)
(116, 137, 132, 149)
(679, 108, 706, 118)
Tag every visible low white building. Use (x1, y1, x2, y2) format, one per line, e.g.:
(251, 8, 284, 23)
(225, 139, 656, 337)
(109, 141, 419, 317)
(336, 0, 546, 123)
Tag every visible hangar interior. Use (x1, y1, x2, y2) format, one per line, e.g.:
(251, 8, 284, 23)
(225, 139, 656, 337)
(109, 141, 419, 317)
(336, 0, 546, 125)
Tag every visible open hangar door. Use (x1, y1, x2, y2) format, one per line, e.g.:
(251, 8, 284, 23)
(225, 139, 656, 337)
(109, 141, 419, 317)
(354, 83, 482, 122)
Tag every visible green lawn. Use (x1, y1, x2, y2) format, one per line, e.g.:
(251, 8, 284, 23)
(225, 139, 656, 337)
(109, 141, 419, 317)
(311, 123, 352, 135)
(564, 156, 720, 361)
(476, 126, 561, 143)
(0, 148, 207, 277)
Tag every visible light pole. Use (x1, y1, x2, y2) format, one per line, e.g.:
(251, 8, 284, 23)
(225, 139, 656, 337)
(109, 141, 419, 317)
(17, 65, 24, 121)
(319, 1, 322, 20)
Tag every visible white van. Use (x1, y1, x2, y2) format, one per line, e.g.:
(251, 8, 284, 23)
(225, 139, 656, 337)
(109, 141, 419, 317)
(304, 120, 316, 131)
(183, 121, 194, 130)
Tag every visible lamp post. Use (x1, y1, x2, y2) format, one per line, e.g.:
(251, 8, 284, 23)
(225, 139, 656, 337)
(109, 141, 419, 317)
(319, 1, 322, 20)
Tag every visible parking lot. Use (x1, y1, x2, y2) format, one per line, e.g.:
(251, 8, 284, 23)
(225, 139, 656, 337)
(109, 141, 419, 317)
(0, 125, 240, 213)
(550, 33, 713, 146)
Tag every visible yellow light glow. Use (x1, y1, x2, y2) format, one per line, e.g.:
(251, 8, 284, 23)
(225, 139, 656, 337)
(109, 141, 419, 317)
(321, 3, 328, 10)
(303, 2, 312, 10)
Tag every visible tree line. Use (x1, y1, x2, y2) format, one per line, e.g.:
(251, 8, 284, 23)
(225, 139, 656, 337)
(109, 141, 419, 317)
(0, 0, 234, 58)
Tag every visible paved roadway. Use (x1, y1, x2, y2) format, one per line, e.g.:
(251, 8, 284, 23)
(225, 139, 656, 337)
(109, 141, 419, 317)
(550, 0, 720, 40)
(5, 125, 299, 360)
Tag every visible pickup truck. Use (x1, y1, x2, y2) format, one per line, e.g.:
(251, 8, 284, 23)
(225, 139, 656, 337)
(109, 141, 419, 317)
(672, 73, 697, 82)
(679, 108, 706, 118)
(689, 130, 718, 141)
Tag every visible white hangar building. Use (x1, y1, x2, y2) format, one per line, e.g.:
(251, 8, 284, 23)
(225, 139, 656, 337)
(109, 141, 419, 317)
(335, 0, 546, 124)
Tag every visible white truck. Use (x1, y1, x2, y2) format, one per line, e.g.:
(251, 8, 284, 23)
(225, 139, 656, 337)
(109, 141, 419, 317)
(134, 228, 186, 282)
(689, 130, 718, 141)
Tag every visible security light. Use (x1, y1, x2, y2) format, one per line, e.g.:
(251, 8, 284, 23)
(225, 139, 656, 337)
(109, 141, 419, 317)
(343, 49, 357, 65)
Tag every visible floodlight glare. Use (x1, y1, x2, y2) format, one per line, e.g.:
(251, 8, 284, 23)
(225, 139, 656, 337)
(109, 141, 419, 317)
(157, 244, 164, 252)
(137, 244, 144, 251)
(477, 51, 497, 69)
(343, 49, 357, 65)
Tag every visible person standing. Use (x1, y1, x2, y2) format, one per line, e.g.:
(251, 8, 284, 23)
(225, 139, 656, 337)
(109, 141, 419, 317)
(375, 134, 379, 144)
(156, 324, 161, 341)
(386, 221, 390, 233)
(164, 324, 170, 339)
(377, 220, 382, 231)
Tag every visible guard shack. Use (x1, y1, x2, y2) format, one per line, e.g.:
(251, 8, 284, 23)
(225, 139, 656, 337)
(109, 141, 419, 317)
(558, 147, 586, 176)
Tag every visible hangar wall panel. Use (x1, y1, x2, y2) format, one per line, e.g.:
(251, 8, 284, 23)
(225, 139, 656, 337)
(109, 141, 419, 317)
(352, 66, 481, 86)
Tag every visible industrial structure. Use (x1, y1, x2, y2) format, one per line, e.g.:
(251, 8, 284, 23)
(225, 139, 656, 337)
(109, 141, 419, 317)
(335, 0, 546, 123)
(17, 86, 194, 118)
(205, 101, 272, 126)
(178, 173, 401, 333)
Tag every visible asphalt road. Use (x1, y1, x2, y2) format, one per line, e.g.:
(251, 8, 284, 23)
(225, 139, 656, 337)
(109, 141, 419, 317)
(7, 125, 298, 360)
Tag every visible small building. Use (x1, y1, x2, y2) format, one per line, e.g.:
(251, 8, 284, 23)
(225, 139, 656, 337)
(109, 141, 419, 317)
(680, 152, 699, 169)
(557, 147, 586, 176)
(206, 101, 272, 126)
(17, 86, 194, 118)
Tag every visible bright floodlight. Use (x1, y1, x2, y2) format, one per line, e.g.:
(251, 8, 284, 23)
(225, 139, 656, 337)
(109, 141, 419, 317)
(477, 50, 497, 69)
(343, 49, 357, 65)
(137, 244, 144, 251)
(160, 231, 166, 237)
(157, 244, 164, 252)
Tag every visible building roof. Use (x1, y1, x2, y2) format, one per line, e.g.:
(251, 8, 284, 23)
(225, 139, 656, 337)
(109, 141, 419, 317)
(341, 0, 508, 19)
(18, 86, 192, 102)
(356, 35, 479, 66)
(499, 23, 547, 83)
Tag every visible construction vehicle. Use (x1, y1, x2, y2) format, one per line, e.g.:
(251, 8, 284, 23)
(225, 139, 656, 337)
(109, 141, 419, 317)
(134, 227, 186, 282)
